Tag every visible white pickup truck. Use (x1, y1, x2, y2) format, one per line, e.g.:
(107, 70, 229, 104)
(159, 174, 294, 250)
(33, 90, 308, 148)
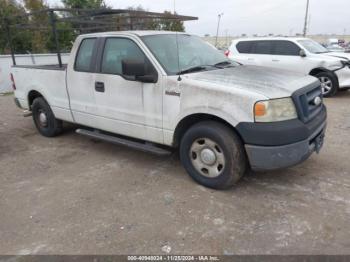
(227, 37, 350, 97)
(12, 31, 327, 189)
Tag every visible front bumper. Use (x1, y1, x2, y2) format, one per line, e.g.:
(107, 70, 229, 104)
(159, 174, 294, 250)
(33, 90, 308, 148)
(245, 121, 326, 171)
(237, 105, 327, 171)
(335, 66, 350, 88)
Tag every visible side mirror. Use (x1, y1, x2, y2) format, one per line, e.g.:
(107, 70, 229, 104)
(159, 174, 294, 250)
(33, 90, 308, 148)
(122, 59, 146, 76)
(122, 59, 157, 83)
(299, 49, 307, 57)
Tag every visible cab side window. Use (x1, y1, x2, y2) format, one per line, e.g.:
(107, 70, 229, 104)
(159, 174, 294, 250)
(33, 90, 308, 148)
(75, 38, 96, 72)
(273, 41, 301, 56)
(101, 38, 149, 75)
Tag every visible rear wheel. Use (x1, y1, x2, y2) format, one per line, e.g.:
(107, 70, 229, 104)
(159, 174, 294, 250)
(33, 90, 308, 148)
(32, 97, 63, 137)
(179, 121, 248, 189)
(316, 71, 338, 97)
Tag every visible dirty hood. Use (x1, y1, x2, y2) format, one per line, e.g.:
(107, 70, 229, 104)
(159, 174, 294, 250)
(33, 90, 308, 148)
(183, 65, 318, 99)
(323, 52, 350, 61)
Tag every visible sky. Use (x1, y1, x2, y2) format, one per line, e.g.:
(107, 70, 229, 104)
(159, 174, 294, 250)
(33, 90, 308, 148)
(46, 0, 349, 37)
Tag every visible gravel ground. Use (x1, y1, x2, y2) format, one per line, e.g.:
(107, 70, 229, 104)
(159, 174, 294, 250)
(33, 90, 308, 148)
(0, 92, 350, 255)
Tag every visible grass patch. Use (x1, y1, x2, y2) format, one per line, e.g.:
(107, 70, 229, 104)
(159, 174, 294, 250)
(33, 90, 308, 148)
(0, 92, 14, 96)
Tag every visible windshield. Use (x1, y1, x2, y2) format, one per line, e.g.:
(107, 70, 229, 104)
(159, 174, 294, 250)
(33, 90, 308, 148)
(298, 39, 329, 54)
(142, 34, 235, 75)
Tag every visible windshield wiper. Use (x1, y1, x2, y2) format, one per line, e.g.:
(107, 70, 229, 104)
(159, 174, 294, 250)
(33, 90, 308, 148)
(214, 61, 232, 67)
(177, 62, 234, 75)
(214, 60, 242, 68)
(177, 65, 214, 75)
(315, 51, 330, 54)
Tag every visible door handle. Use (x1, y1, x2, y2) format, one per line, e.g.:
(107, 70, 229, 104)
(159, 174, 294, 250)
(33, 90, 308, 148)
(247, 58, 255, 61)
(95, 82, 105, 92)
(272, 59, 280, 62)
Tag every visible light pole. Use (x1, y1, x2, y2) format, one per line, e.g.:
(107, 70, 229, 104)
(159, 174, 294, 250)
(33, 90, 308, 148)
(215, 13, 224, 47)
(303, 0, 310, 36)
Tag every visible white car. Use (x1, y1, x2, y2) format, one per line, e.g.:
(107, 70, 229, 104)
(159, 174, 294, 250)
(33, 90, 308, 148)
(227, 37, 350, 97)
(326, 44, 346, 53)
(12, 31, 327, 189)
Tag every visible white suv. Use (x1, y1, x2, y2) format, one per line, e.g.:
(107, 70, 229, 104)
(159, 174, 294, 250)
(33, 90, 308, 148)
(227, 37, 350, 97)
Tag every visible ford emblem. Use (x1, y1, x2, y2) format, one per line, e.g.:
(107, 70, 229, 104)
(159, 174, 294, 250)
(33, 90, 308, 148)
(313, 96, 322, 106)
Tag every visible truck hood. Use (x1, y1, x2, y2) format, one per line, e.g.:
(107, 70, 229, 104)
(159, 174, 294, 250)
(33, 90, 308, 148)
(183, 65, 318, 99)
(323, 52, 350, 61)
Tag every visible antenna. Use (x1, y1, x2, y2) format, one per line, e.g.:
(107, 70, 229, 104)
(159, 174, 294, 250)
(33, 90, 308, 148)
(174, 0, 182, 81)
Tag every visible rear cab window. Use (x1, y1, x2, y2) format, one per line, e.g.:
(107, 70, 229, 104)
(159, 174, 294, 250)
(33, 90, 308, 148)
(74, 38, 97, 72)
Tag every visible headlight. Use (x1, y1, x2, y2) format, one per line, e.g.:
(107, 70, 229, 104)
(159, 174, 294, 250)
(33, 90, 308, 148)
(254, 98, 297, 122)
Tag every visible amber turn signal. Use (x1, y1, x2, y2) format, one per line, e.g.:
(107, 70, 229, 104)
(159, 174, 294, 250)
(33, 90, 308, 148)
(254, 102, 266, 116)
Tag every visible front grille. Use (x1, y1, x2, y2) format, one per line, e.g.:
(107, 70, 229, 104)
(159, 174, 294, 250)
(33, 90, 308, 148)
(292, 83, 323, 123)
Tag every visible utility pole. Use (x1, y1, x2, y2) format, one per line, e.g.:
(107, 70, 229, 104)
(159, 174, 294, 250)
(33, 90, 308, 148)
(215, 13, 224, 47)
(303, 0, 310, 36)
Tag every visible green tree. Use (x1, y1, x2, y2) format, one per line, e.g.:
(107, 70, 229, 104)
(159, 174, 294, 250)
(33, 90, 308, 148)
(0, 0, 32, 54)
(61, 0, 110, 34)
(127, 6, 185, 32)
(62, 0, 107, 9)
(23, 0, 50, 52)
(158, 11, 185, 32)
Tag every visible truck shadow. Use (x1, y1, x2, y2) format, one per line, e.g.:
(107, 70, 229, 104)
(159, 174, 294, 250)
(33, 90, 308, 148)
(159, 150, 309, 192)
(58, 123, 314, 192)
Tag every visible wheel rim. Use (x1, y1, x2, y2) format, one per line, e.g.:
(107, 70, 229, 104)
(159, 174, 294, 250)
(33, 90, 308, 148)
(189, 138, 225, 178)
(38, 109, 48, 127)
(319, 76, 333, 95)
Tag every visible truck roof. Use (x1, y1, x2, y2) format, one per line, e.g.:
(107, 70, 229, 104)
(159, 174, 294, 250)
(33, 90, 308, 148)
(79, 30, 188, 38)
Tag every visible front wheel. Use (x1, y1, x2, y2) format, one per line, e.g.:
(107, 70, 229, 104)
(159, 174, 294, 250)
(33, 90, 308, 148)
(179, 121, 248, 190)
(316, 71, 338, 97)
(32, 97, 63, 137)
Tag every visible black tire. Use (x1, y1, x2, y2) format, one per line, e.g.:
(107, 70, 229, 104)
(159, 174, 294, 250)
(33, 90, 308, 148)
(32, 97, 63, 137)
(315, 71, 338, 97)
(179, 121, 248, 190)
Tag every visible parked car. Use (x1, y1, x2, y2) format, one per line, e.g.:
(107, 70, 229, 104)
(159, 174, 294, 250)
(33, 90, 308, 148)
(344, 42, 350, 53)
(327, 38, 339, 46)
(326, 44, 346, 52)
(12, 31, 327, 189)
(227, 37, 350, 97)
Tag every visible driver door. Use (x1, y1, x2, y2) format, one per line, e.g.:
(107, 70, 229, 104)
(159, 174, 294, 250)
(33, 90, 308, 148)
(93, 37, 164, 144)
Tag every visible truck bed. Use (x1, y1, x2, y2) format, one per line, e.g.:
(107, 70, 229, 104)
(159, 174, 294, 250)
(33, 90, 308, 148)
(13, 64, 67, 71)
(12, 64, 70, 117)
